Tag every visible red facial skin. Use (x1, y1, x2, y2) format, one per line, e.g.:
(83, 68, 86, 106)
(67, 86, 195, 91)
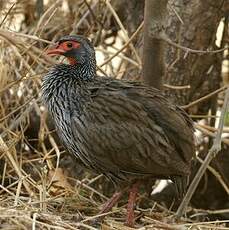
(47, 41, 80, 65)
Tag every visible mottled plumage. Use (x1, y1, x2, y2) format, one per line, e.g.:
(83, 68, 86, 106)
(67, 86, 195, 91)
(42, 35, 195, 195)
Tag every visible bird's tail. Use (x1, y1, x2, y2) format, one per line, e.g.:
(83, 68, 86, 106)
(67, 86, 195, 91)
(171, 175, 189, 199)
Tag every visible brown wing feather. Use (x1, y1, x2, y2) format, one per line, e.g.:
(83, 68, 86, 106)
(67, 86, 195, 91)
(69, 78, 195, 182)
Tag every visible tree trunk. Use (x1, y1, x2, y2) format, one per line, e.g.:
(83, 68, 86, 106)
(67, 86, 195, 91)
(142, 0, 168, 89)
(163, 0, 225, 112)
(114, 0, 226, 112)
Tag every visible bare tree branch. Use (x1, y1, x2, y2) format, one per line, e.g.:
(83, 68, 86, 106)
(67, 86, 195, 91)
(176, 86, 229, 218)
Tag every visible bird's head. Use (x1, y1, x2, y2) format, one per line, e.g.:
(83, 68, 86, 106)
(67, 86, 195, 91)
(47, 35, 95, 66)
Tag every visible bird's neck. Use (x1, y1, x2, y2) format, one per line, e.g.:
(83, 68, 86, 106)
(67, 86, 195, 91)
(42, 62, 95, 107)
(71, 60, 96, 81)
(54, 58, 96, 82)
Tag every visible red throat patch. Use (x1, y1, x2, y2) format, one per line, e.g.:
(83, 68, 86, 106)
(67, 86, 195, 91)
(67, 57, 77, 65)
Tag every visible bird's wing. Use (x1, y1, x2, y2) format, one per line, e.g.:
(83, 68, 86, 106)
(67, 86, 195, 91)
(70, 78, 194, 180)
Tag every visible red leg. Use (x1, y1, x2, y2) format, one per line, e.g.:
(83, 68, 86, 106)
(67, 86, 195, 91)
(90, 191, 124, 225)
(93, 189, 125, 224)
(99, 191, 124, 214)
(125, 181, 140, 227)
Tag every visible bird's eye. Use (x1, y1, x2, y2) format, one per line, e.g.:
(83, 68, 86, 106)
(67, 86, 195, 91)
(66, 42, 73, 48)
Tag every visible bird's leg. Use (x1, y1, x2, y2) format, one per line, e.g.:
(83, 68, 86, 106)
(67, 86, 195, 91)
(99, 190, 124, 214)
(93, 187, 128, 225)
(125, 181, 141, 227)
(91, 191, 125, 225)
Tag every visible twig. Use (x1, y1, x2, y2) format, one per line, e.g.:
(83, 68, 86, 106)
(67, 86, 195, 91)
(14, 178, 23, 206)
(194, 123, 229, 146)
(80, 209, 120, 223)
(181, 85, 227, 109)
(163, 83, 190, 90)
(5, 29, 54, 44)
(191, 208, 229, 216)
(0, 137, 33, 196)
(161, 34, 228, 54)
(34, 0, 61, 36)
(184, 219, 229, 226)
(105, 0, 141, 65)
(96, 47, 140, 68)
(196, 156, 229, 195)
(197, 123, 229, 133)
(76, 223, 98, 230)
(176, 86, 229, 218)
(190, 115, 218, 119)
(0, 184, 16, 197)
(76, 180, 108, 200)
(96, 65, 108, 76)
(83, 0, 102, 27)
(99, 21, 143, 68)
(47, 131, 61, 189)
(168, 3, 184, 24)
(73, 1, 98, 32)
(0, 97, 35, 122)
(0, 3, 16, 28)
(0, 100, 36, 139)
(140, 216, 182, 230)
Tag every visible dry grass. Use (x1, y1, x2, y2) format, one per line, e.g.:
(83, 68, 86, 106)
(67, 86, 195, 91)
(0, 1, 228, 229)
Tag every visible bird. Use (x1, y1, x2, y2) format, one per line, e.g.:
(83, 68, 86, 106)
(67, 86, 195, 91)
(42, 35, 195, 227)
